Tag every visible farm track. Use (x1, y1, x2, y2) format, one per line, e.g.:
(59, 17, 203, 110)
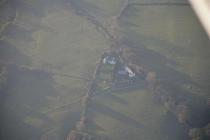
(64, 0, 130, 139)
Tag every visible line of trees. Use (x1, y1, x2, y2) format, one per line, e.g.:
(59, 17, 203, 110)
(146, 71, 210, 140)
(146, 72, 189, 125)
(189, 123, 210, 140)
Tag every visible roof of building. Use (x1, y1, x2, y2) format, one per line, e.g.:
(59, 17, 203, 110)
(125, 66, 136, 77)
(103, 56, 117, 65)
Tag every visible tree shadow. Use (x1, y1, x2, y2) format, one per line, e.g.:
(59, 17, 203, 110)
(11, 0, 59, 18)
(2, 24, 34, 42)
(0, 62, 59, 140)
(70, 0, 106, 17)
(5, 65, 58, 110)
(60, 111, 82, 140)
(0, 114, 42, 140)
(121, 33, 197, 88)
(90, 100, 145, 129)
(160, 112, 188, 140)
(0, 40, 31, 64)
(14, 0, 45, 17)
(161, 81, 210, 127)
(118, 4, 140, 20)
(96, 92, 128, 105)
(0, 0, 16, 22)
(86, 118, 105, 133)
(120, 31, 210, 128)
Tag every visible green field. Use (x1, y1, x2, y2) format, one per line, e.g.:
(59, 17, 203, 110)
(0, 0, 210, 140)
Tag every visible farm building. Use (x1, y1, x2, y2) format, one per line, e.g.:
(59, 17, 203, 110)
(103, 56, 117, 65)
(96, 52, 146, 91)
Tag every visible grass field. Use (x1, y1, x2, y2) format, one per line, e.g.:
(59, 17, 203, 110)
(0, 0, 210, 140)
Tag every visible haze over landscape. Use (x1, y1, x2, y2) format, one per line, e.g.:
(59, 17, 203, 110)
(0, 0, 210, 140)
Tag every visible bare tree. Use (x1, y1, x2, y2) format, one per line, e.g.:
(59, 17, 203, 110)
(205, 123, 210, 137)
(189, 128, 205, 140)
(146, 72, 157, 91)
(175, 103, 189, 125)
(0, 65, 8, 90)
